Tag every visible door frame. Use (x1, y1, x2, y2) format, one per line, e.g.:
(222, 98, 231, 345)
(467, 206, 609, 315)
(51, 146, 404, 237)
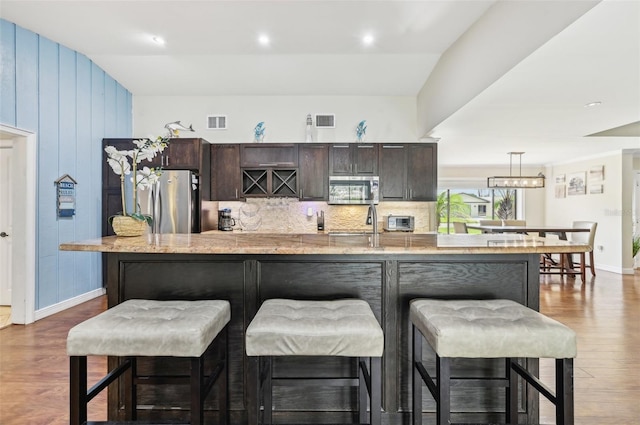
(0, 124, 36, 324)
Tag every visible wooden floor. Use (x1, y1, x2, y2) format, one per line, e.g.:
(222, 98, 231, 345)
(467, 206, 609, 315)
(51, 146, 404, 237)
(0, 270, 638, 425)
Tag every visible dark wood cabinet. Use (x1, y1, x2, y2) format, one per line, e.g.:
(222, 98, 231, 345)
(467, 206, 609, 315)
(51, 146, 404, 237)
(378, 143, 437, 201)
(102, 138, 134, 236)
(242, 168, 298, 197)
(148, 138, 210, 171)
(378, 144, 407, 201)
(207, 142, 436, 202)
(329, 144, 377, 176)
(406, 143, 437, 201)
(298, 144, 329, 200)
(239, 144, 299, 198)
(240, 144, 298, 168)
(211, 144, 241, 200)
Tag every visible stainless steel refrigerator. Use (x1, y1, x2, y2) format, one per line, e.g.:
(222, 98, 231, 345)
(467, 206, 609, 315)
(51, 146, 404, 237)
(138, 170, 200, 234)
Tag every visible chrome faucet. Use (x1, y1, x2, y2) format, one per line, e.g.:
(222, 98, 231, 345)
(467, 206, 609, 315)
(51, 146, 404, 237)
(366, 202, 378, 235)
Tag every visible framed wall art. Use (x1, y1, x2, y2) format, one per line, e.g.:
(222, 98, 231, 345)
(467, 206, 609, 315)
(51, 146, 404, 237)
(567, 172, 586, 196)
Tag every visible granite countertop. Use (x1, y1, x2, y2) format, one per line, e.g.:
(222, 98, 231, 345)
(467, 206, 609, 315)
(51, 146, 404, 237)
(59, 232, 590, 255)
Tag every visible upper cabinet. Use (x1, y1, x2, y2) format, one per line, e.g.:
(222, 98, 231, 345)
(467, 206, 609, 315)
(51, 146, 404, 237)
(298, 144, 329, 200)
(240, 144, 299, 198)
(208, 142, 436, 202)
(329, 144, 378, 176)
(406, 143, 437, 201)
(378, 144, 407, 201)
(240, 144, 298, 168)
(378, 143, 437, 201)
(148, 138, 211, 172)
(211, 144, 241, 201)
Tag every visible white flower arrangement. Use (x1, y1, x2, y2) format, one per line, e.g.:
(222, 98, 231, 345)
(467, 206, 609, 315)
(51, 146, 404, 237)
(105, 137, 169, 224)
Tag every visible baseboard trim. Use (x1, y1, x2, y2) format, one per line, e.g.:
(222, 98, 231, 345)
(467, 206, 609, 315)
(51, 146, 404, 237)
(34, 288, 106, 321)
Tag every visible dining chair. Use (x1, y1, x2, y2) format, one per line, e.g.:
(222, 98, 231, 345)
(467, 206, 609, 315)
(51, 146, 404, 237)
(504, 220, 526, 226)
(568, 221, 597, 277)
(478, 219, 501, 226)
(453, 222, 468, 233)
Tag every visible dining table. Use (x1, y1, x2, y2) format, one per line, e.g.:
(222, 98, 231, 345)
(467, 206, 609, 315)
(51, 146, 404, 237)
(466, 224, 591, 279)
(465, 224, 590, 240)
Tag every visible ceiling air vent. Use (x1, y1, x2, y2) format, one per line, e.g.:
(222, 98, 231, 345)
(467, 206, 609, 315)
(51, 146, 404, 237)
(315, 114, 335, 128)
(207, 115, 227, 130)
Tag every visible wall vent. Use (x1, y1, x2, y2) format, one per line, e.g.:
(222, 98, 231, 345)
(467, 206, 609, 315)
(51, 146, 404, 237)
(315, 114, 335, 128)
(207, 115, 227, 130)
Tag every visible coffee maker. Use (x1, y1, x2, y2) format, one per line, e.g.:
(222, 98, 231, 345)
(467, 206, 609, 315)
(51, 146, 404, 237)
(218, 209, 236, 231)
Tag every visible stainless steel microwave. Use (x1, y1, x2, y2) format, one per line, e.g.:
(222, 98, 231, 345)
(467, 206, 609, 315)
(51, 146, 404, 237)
(328, 176, 379, 205)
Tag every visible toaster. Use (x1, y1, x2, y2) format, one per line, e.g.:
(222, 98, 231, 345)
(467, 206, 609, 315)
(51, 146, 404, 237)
(383, 215, 415, 232)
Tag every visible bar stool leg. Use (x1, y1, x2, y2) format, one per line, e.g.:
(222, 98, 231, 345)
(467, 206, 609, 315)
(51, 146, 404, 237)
(506, 358, 518, 424)
(190, 355, 204, 425)
(220, 328, 229, 424)
(556, 358, 574, 425)
(69, 356, 87, 425)
(359, 358, 367, 423)
(412, 325, 422, 425)
(126, 357, 136, 421)
(436, 355, 451, 425)
(247, 356, 260, 425)
(370, 356, 381, 425)
(264, 357, 273, 424)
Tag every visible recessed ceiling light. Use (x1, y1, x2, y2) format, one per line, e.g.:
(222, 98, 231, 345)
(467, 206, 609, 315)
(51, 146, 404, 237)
(362, 34, 375, 46)
(584, 101, 602, 108)
(151, 36, 165, 46)
(258, 34, 270, 46)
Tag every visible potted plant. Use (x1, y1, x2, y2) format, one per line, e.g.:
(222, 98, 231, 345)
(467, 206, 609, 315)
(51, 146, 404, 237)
(633, 234, 640, 264)
(105, 137, 169, 236)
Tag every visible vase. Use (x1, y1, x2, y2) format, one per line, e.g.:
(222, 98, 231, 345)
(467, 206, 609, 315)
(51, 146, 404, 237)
(111, 215, 147, 237)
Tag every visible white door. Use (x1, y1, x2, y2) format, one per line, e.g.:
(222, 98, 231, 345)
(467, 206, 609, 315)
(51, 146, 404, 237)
(0, 144, 12, 305)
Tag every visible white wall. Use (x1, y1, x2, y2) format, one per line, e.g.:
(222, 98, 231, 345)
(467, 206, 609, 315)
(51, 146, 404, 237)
(134, 95, 418, 143)
(544, 151, 634, 273)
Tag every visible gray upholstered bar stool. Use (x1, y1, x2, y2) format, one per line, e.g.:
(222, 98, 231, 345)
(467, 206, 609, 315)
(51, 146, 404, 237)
(67, 299, 231, 425)
(245, 298, 384, 425)
(410, 299, 576, 425)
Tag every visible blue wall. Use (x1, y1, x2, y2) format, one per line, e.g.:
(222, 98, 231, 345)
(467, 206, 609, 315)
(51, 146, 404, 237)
(0, 19, 132, 310)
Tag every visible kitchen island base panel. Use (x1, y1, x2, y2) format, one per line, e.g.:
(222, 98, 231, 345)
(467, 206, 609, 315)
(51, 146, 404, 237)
(105, 253, 539, 424)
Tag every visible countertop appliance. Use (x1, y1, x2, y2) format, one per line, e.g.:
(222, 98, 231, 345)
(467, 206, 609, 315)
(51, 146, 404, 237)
(383, 215, 415, 232)
(218, 208, 236, 231)
(138, 170, 200, 234)
(328, 176, 379, 205)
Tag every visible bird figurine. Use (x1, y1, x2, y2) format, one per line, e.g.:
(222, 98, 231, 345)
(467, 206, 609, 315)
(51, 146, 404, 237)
(254, 122, 266, 142)
(164, 121, 195, 138)
(356, 120, 367, 143)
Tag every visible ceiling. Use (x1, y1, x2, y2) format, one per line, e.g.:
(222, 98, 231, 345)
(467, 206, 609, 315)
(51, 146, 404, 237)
(1, 0, 638, 167)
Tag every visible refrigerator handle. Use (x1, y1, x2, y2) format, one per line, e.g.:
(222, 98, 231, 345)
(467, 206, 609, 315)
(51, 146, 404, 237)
(152, 182, 161, 234)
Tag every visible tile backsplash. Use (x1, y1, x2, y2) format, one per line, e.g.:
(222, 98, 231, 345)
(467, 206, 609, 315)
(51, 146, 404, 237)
(203, 199, 433, 233)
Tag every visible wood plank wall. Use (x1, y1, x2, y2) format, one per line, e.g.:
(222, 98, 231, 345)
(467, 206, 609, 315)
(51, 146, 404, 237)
(0, 19, 132, 311)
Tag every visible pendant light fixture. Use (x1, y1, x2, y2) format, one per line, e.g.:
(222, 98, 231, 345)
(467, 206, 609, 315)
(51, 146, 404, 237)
(487, 152, 545, 189)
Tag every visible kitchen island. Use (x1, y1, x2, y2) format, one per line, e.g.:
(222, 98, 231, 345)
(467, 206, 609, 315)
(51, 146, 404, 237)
(60, 232, 589, 424)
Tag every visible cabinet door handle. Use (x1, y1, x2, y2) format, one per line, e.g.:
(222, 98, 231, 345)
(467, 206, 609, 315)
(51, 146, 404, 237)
(165, 156, 170, 167)
(357, 145, 374, 148)
(333, 145, 349, 148)
(235, 188, 238, 199)
(383, 145, 404, 149)
(354, 164, 358, 174)
(259, 163, 278, 167)
(299, 189, 303, 199)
